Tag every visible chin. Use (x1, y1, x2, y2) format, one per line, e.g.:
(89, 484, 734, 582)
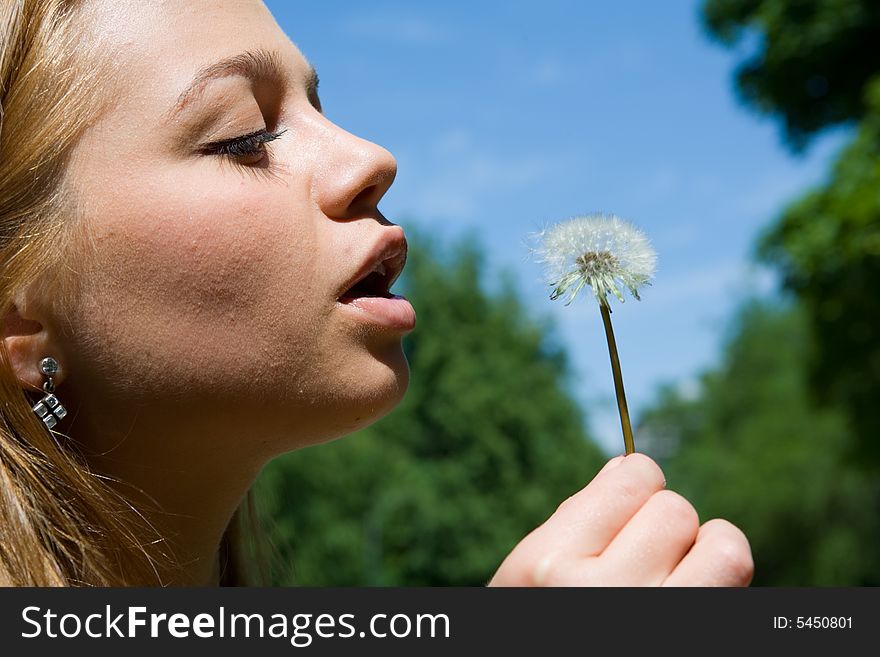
(337, 345, 410, 434)
(287, 344, 410, 449)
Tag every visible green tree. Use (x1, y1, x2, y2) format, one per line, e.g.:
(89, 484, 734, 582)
(703, 0, 880, 149)
(758, 92, 880, 463)
(643, 0, 880, 585)
(255, 227, 605, 585)
(640, 301, 879, 585)
(703, 0, 880, 466)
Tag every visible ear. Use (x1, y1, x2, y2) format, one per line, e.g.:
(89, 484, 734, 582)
(2, 301, 59, 392)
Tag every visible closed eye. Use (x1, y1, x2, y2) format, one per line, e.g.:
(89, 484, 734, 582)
(200, 128, 287, 165)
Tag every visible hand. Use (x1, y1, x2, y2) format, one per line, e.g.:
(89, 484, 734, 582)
(488, 453, 753, 586)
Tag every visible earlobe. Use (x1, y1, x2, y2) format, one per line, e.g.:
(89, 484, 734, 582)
(1, 303, 56, 391)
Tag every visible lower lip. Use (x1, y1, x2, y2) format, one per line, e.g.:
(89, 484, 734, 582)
(336, 294, 416, 332)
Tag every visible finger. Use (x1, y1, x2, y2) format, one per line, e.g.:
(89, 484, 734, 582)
(661, 518, 754, 587)
(540, 453, 667, 556)
(598, 489, 700, 585)
(596, 454, 626, 476)
(488, 453, 666, 586)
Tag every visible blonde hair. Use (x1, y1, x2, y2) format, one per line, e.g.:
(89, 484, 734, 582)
(0, 0, 260, 586)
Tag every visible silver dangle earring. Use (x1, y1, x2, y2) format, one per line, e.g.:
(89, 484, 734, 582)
(32, 357, 67, 429)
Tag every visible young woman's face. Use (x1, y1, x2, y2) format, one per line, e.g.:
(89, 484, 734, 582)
(57, 0, 414, 452)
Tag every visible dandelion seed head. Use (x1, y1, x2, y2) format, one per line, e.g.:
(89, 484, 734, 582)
(532, 213, 657, 306)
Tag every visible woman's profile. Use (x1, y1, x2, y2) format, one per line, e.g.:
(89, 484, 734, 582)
(0, 0, 753, 587)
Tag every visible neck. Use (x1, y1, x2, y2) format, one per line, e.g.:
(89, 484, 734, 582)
(77, 409, 266, 586)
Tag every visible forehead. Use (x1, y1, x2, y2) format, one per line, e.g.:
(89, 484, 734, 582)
(79, 0, 307, 122)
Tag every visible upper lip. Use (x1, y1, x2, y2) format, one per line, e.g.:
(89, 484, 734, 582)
(336, 227, 408, 299)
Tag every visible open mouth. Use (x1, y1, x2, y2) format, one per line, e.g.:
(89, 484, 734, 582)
(334, 234, 415, 331)
(339, 250, 406, 303)
(339, 261, 396, 300)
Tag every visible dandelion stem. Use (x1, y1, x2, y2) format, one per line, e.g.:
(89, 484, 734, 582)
(599, 303, 635, 455)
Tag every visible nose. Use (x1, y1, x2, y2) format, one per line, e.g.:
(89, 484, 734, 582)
(313, 123, 398, 221)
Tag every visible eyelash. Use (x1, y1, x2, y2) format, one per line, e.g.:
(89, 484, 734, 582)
(201, 128, 287, 162)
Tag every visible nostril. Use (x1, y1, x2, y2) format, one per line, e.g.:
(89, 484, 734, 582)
(348, 184, 378, 213)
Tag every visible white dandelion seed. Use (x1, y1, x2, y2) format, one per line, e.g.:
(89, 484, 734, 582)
(529, 212, 658, 455)
(533, 214, 657, 306)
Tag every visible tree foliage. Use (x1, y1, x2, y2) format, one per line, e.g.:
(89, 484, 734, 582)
(641, 301, 879, 585)
(704, 0, 880, 470)
(255, 228, 605, 585)
(660, 0, 880, 584)
(703, 0, 880, 149)
(758, 85, 880, 462)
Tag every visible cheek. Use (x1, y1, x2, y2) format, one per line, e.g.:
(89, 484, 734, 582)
(65, 176, 322, 396)
(100, 195, 292, 311)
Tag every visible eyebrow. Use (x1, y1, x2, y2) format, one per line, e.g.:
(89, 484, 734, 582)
(167, 48, 318, 118)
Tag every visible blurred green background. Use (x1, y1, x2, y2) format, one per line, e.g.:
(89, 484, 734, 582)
(254, 0, 880, 586)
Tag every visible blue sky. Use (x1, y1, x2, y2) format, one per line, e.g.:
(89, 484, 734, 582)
(266, 0, 845, 453)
